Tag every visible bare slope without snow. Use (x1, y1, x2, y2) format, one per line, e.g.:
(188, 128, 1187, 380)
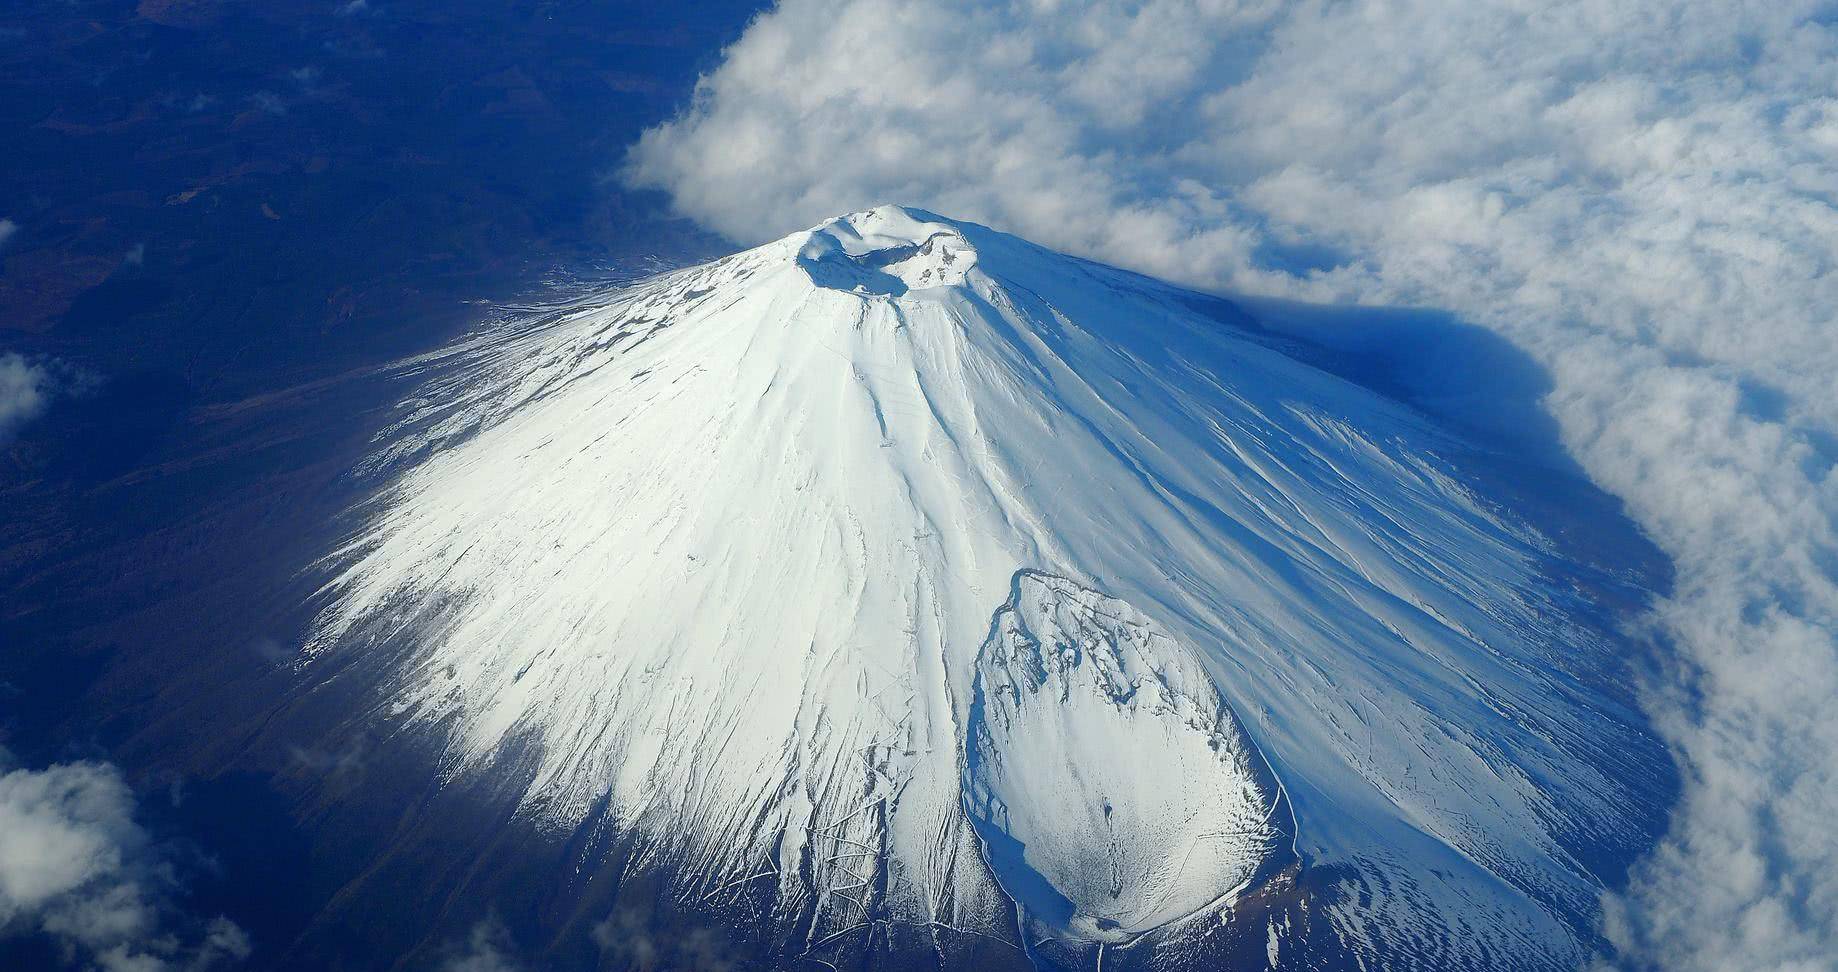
(303, 207, 1669, 969)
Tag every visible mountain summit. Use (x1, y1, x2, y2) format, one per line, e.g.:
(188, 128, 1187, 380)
(306, 206, 1668, 970)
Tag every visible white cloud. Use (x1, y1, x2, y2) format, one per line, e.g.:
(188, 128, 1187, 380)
(629, 2, 1838, 969)
(0, 218, 18, 248)
(0, 757, 251, 971)
(592, 906, 739, 972)
(0, 353, 53, 442)
(438, 920, 522, 972)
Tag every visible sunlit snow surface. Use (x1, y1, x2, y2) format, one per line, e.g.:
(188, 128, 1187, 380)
(306, 207, 1666, 968)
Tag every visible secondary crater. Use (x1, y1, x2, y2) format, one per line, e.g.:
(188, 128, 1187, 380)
(963, 570, 1295, 947)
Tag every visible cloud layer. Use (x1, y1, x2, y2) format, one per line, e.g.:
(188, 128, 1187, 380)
(628, 2, 1838, 969)
(0, 756, 250, 971)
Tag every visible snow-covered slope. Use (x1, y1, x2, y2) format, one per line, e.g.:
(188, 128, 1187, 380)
(305, 206, 1667, 969)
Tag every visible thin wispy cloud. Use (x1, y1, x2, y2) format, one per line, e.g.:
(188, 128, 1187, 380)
(439, 920, 524, 972)
(628, 2, 1838, 969)
(0, 353, 53, 443)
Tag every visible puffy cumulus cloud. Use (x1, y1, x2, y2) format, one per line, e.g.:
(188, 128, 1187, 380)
(627, 0, 1281, 289)
(0, 756, 251, 971)
(630, 2, 1838, 969)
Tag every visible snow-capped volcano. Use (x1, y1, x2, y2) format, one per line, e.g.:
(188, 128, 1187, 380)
(305, 206, 1668, 969)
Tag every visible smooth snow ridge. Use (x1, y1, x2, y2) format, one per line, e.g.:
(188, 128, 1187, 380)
(306, 206, 1667, 968)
